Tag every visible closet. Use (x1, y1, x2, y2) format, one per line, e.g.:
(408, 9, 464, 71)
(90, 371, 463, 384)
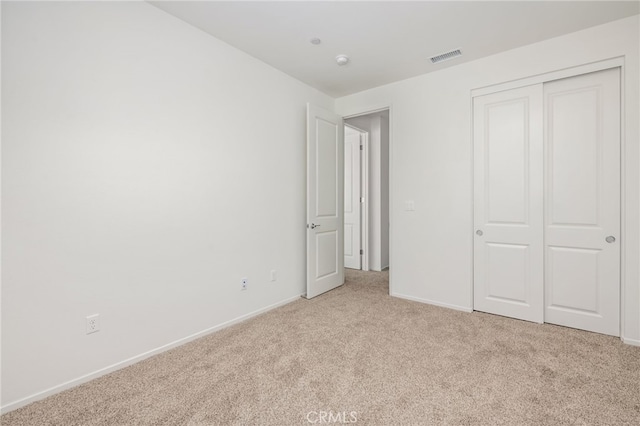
(473, 68, 620, 336)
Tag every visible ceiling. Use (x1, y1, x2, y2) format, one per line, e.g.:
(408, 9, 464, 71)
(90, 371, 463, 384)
(149, 1, 640, 98)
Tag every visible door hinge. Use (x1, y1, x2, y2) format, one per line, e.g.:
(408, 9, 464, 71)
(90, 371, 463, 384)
(360, 197, 364, 203)
(360, 249, 364, 255)
(360, 145, 363, 150)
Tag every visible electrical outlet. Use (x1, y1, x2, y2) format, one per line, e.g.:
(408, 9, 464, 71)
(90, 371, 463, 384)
(241, 278, 248, 291)
(86, 314, 100, 334)
(270, 270, 277, 282)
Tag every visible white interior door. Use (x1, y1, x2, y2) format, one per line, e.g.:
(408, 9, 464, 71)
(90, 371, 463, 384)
(473, 84, 544, 323)
(543, 68, 620, 336)
(344, 125, 361, 269)
(306, 104, 344, 299)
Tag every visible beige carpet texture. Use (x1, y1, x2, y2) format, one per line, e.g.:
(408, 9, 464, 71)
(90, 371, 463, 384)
(2, 269, 640, 425)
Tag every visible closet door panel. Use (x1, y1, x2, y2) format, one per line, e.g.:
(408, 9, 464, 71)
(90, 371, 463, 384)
(473, 84, 544, 323)
(544, 68, 620, 336)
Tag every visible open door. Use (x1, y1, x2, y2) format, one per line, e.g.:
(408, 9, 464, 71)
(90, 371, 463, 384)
(344, 125, 362, 270)
(306, 103, 344, 299)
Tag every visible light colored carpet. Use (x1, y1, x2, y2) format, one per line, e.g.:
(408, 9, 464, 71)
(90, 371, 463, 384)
(2, 269, 640, 425)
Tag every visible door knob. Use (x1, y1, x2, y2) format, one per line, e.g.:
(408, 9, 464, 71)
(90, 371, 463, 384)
(606, 236, 616, 243)
(476, 230, 483, 236)
(309, 223, 321, 229)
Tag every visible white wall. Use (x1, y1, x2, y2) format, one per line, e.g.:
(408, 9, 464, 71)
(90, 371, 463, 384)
(345, 112, 390, 271)
(1, 1, 333, 410)
(336, 15, 640, 343)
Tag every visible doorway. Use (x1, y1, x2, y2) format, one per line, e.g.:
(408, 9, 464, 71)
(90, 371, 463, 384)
(344, 110, 390, 272)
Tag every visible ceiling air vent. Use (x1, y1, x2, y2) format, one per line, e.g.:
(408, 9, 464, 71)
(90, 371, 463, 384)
(430, 49, 462, 64)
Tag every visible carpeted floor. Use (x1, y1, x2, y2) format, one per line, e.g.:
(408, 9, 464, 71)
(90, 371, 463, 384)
(2, 269, 640, 425)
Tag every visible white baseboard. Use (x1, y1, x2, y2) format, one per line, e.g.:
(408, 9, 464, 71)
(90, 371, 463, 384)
(392, 294, 640, 347)
(390, 292, 473, 313)
(1, 293, 303, 414)
(621, 336, 640, 347)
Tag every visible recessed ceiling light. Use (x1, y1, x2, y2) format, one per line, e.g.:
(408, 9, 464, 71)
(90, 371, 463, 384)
(335, 55, 350, 66)
(310, 38, 321, 45)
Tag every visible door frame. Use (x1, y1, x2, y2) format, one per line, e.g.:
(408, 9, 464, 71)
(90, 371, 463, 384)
(470, 57, 626, 339)
(344, 123, 369, 271)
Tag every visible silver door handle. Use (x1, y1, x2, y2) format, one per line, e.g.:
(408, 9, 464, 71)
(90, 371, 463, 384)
(606, 236, 616, 243)
(309, 223, 321, 229)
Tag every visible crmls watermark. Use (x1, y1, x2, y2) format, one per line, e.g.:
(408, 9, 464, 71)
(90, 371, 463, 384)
(306, 410, 358, 424)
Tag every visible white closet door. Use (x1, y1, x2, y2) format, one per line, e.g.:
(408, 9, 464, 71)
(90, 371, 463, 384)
(473, 84, 544, 323)
(544, 69, 620, 336)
